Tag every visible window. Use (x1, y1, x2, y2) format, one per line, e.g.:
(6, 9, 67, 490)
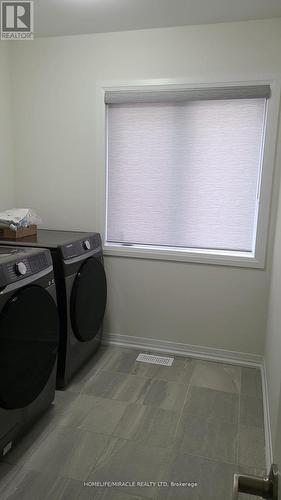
(104, 84, 273, 265)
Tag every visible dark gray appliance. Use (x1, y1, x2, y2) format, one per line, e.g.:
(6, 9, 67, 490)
(0, 230, 107, 388)
(0, 246, 59, 457)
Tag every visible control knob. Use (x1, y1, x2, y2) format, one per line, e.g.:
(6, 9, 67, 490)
(83, 240, 91, 250)
(15, 261, 27, 276)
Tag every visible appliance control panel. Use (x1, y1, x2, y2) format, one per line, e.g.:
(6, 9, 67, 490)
(0, 248, 52, 288)
(60, 233, 102, 260)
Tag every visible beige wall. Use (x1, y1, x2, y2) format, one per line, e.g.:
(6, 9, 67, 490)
(9, 18, 281, 355)
(0, 43, 14, 209)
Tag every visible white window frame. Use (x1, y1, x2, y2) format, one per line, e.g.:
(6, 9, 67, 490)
(95, 78, 281, 268)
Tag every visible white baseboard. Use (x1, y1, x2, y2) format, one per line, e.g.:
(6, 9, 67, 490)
(103, 332, 272, 470)
(103, 332, 263, 367)
(261, 359, 273, 471)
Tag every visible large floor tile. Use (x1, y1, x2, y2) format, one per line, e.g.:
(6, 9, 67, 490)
(138, 379, 188, 411)
(88, 438, 170, 498)
(53, 390, 79, 411)
(81, 486, 147, 499)
(97, 348, 151, 377)
(54, 393, 98, 428)
(20, 425, 109, 480)
(175, 413, 238, 463)
(0, 468, 82, 500)
(237, 464, 267, 476)
(238, 425, 266, 469)
(184, 386, 239, 424)
(160, 451, 236, 499)
(1, 465, 146, 500)
(77, 397, 128, 435)
(0, 463, 22, 496)
(113, 403, 180, 448)
(190, 361, 241, 393)
(239, 395, 264, 428)
(52, 392, 127, 435)
(81, 370, 152, 403)
(241, 368, 263, 399)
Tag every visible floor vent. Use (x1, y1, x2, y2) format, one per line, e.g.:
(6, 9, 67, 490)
(136, 353, 174, 366)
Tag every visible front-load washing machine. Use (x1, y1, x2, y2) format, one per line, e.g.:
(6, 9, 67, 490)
(0, 246, 59, 457)
(0, 231, 107, 388)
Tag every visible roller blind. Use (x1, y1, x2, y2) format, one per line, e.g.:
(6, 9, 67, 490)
(105, 85, 270, 104)
(106, 89, 268, 252)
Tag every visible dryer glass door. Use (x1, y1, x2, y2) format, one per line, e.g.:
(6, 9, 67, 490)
(0, 285, 59, 410)
(70, 257, 107, 342)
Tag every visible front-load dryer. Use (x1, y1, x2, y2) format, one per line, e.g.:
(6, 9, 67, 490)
(0, 246, 59, 458)
(0, 231, 107, 388)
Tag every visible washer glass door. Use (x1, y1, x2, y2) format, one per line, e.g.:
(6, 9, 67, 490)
(0, 285, 59, 410)
(70, 257, 107, 342)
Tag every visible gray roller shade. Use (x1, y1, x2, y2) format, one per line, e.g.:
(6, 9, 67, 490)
(106, 97, 267, 252)
(104, 85, 271, 105)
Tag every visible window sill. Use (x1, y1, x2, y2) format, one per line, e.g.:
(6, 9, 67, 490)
(103, 243, 263, 269)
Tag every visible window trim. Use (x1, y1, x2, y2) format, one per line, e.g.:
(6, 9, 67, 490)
(95, 78, 281, 269)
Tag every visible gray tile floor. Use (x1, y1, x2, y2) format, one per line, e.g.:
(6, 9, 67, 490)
(0, 346, 266, 499)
